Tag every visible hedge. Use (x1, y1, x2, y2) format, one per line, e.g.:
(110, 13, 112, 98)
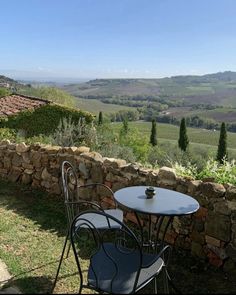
(0, 104, 94, 137)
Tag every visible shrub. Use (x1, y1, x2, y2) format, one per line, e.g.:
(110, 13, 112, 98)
(51, 116, 97, 147)
(197, 158, 236, 185)
(0, 87, 10, 98)
(2, 104, 94, 137)
(0, 128, 17, 141)
(97, 143, 136, 163)
(172, 161, 198, 179)
(18, 87, 76, 108)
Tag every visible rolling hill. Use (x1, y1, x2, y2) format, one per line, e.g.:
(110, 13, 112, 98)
(62, 71, 236, 107)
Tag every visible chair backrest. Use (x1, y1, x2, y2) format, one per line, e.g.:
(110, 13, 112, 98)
(61, 160, 80, 226)
(61, 160, 78, 202)
(70, 210, 143, 294)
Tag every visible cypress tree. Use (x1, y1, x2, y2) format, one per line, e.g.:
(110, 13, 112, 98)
(150, 119, 157, 146)
(178, 118, 189, 151)
(98, 111, 103, 125)
(216, 122, 228, 164)
(120, 118, 129, 135)
(123, 118, 129, 134)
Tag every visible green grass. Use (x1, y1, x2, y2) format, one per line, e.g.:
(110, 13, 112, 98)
(112, 121, 236, 150)
(0, 180, 83, 294)
(0, 179, 236, 294)
(75, 97, 136, 116)
(165, 106, 236, 123)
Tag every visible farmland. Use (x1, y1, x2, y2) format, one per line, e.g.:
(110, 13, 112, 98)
(62, 72, 236, 107)
(161, 106, 236, 123)
(61, 71, 236, 129)
(111, 121, 236, 151)
(75, 97, 135, 116)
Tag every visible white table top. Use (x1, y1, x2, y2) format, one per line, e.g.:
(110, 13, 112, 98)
(114, 186, 200, 216)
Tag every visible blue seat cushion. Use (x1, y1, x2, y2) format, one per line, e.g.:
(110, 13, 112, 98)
(75, 209, 123, 229)
(88, 243, 164, 294)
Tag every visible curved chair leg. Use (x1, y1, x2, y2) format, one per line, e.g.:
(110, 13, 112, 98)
(65, 241, 71, 258)
(163, 267, 170, 294)
(166, 271, 182, 294)
(154, 276, 158, 293)
(51, 231, 69, 293)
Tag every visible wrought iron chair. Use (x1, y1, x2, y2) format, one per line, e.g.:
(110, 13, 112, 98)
(70, 210, 172, 294)
(51, 160, 123, 292)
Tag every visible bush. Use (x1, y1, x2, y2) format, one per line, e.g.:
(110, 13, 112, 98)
(197, 158, 236, 185)
(119, 127, 150, 162)
(51, 117, 96, 147)
(0, 128, 17, 141)
(2, 104, 94, 137)
(97, 143, 136, 163)
(18, 87, 76, 108)
(0, 87, 10, 98)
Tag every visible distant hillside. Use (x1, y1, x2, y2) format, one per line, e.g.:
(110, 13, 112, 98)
(0, 74, 76, 108)
(0, 75, 23, 88)
(62, 71, 236, 107)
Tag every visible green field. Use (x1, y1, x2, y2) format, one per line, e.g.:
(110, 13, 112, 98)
(112, 121, 236, 150)
(63, 72, 236, 107)
(75, 97, 136, 116)
(163, 106, 236, 123)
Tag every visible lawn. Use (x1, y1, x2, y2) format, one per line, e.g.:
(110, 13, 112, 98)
(0, 179, 236, 294)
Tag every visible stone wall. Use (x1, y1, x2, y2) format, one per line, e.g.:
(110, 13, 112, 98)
(0, 140, 236, 273)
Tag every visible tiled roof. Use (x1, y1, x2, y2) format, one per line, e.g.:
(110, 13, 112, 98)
(0, 94, 50, 117)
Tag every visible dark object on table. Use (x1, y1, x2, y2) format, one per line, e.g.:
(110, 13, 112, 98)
(145, 186, 156, 199)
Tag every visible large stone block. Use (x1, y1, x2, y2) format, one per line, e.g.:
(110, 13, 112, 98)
(226, 243, 236, 261)
(225, 185, 236, 201)
(12, 154, 22, 167)
(41, 168, 52, 181)
(22, 152, 31, 164)
(80, 151, 103, 163)
(104, 157, 127, 168)
(213, 201, 231, 215)
(205, 212, 231, 242)
(78, 162, 89, 179)
(16, 142, 29, 153)
(199, 182, 226, 198)
(187, 180, 202, 195)
(76, 146, 90, 154)
(190, 230, 205, 245)
(30, 150, 41, 161)
(22, 173, 32, 184)
(8, 171, 21, 182)
(3, 157, 11, 169)
(91, 165, 104, 183)
(158, 167, 177, 187)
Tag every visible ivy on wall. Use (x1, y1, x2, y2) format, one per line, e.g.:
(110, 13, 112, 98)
(0, 104, 94, 137)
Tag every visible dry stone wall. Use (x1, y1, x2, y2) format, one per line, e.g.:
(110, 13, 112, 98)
(0, 140, 236, 273)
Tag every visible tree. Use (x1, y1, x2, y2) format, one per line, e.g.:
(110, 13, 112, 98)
(98, 111, 103, 125)
(120, 118, 129, 136)
(150, 119, 157, 146)
(178, 117, 189, 151)
(216, 122, 228, 164)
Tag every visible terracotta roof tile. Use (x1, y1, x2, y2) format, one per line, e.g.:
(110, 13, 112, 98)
(0, 94, 50, 117)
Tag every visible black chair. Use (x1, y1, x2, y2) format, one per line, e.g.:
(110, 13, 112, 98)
(61, 160, 123, 230)
(51, 160, 123, 292)
(70, 210, 171, 294)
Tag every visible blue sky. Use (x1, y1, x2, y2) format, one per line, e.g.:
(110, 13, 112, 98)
(1, 0, 236, 80)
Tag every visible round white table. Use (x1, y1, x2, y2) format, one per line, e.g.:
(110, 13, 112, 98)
(114, 186, 200, 293)
(114, 186, 200, 216)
